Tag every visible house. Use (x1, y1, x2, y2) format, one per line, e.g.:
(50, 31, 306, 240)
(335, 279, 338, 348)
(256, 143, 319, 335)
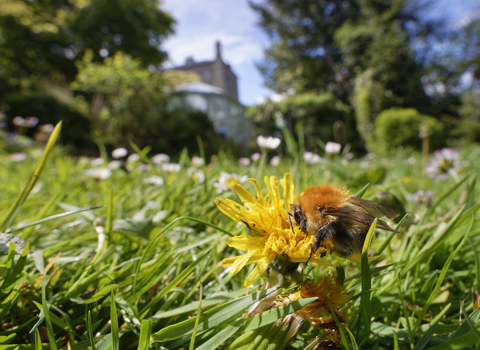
(167, 41, 249, 149)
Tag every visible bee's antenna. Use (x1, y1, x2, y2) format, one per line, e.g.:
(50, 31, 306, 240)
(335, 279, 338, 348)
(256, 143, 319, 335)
(287, 212, 295, 235)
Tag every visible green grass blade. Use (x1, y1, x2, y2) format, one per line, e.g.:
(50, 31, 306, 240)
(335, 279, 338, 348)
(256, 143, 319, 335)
(152, 287, 278, 342)
(140, 248, 212, 317)
(105, 189, 113, 248)
(34, 327, 42, 350)
(134, 216, 232, 293)
(190, 281, 203, 350)
(463, 307, 480, 342)
(42, 272, 58, 350)
(195, 318, 245, 350)
(359, 218, 377, 342)
(281, 126, 298, 157)
(111, 291, 119, 350)
(429, 332, 479, 350)
(244, 297, 317, 332)
(354, 183, 370, 198)
(448, 308, 480, 341)
(137, 319, 152, 350)
(413, 212, 473, 333)
(468, 239, 480, 289)
(413, 321, 438, 350)
(7, 206, 102, 233)
(375, 214, 407, 256)
(87, 310, 96, 350)
(0, 121, 62, 232)
(331, 307, 351, 350)
(401, 206, 465, 275)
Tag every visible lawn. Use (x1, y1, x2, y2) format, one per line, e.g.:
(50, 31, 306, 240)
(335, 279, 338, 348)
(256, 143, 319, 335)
(0, 124, 479, 350)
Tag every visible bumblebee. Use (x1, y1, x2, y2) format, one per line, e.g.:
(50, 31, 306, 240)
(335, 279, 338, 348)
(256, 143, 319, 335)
(289, 184, 398, 261)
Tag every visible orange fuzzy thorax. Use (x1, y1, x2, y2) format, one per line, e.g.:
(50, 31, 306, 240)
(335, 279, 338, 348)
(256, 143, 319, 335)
(297, 185, 350, 230)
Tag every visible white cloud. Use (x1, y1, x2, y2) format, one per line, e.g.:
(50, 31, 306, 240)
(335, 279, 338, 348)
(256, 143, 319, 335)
(160, 0, 273, 105)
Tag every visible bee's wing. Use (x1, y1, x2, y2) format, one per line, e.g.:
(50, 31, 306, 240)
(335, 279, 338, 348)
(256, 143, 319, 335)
(324, 207, 399, 233)
(348, 197, 398, 219)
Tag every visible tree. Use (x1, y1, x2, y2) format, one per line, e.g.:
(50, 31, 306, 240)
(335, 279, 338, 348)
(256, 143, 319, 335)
(0, 0, 174, 150)
(250, 0, 455, 151)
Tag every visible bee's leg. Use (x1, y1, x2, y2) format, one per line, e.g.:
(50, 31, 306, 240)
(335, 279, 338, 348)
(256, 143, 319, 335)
(287, 212, 295, 234)
(307, 223, 335, 265)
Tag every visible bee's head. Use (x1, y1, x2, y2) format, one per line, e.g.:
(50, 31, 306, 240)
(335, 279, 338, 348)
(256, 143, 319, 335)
(289, 203, 307, 232)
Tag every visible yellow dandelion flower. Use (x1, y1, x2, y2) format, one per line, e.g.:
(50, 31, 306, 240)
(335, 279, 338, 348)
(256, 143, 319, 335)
(215, 173, 331, 287)
(278, 273, 351, 329)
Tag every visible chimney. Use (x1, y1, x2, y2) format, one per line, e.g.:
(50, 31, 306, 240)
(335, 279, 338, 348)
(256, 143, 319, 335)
(216, 41, 222, 61)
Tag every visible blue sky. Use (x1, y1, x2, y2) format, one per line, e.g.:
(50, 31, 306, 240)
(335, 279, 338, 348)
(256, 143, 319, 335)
(161, 0, 479, 107)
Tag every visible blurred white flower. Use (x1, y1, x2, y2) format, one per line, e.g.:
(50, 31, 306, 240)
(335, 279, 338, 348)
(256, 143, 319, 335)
(365, 153, 376, 160)
(138, 163, 152, 172)
(191, 169, 205, 183)
(303, 151, 320, 165)
(425, 148, 460, 180)
(8, 152, 27, 162)
(111, 147, 128, 159)
(85, 168, 111, 180)
(152, 153, 170, 165)
(78, 156, 90, 166)
(407, 157, 416, 164)
(25, 117, 39, 128)
(239, 157, 251, 166)
(345, 153, 354, 160)
(126, 153, 140, 163)
(191, 156, 204, 167)
(90, 157, 105, 167)
(257, 135, 281, 150)
(161, 163, 181, 173)
(251, 153, 261, 161)
(214, 171, 248, 193)
(143, 175, 164, 186)
(13, 116, 25, 127)
(406, 189, 434, 205)
(270, 155, 281, 166)
(325, 142, 341, 155)
(108, 160, 122, 169)
(39, 124, 54, 133)
(360, 161, 369, 169)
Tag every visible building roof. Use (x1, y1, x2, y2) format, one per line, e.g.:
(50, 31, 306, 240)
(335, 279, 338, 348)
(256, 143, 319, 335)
(175, 81, 225, 94)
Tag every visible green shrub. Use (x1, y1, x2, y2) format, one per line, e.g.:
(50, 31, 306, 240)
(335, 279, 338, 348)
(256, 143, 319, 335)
(373, 107, 444, 152)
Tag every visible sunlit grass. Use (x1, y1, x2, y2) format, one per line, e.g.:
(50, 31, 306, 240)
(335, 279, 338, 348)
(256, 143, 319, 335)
(0, 138, 479, 349)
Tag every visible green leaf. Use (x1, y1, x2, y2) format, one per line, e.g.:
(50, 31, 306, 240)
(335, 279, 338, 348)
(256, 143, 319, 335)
(111, 291, 119, 350)
(113, 218, 154, 240)
(137, 319, 152, 350)
(42, 272, 57, 350)
(190, 281, 203, 350)
(0, 121, 62, 232)
(428, 332, 479, 350)
(331, 308, 351, 350)
(413, 321, 438, 350)
(152, 287, 278, 342)
(243, 297, 317, 332)
(87, 310, 96, 350)
(7, 206, 102, 233)
(413, 212, 473, 333)
(84, 285, 119, 304)
(281, 127, 298, 157)
(195, 318, 245, 350)
(140, 248, 212, 317)
(359, 218, 377, 342)
(354, 183, 370, 198)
